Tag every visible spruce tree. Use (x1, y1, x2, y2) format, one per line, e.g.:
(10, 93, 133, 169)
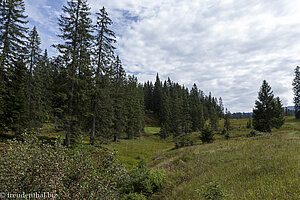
(111, 56, 126, 142)
(253, 80, 284, 132)
(292, 66, 300, 119)
(27, 26, 42, 131)
(0, 0, 28, 68)
(153, 73, 162, 116)
(55, 0, 93, 146)
(125, 75, 145, 139)
(224, 110, 231, 131)
(6, 57, 28, 134)
(39, 49, 53, 122)
(0, 0, 28, 133)
(91, 6, 116, 144)
(190, 83, 204, 131)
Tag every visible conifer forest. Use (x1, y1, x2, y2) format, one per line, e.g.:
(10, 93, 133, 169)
(0, 0, 299, 199)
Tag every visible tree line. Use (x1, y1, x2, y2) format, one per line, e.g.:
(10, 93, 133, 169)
(0, 0, 144, 146)
(143, 74, 225, 138)
(1, 0, 298, 147)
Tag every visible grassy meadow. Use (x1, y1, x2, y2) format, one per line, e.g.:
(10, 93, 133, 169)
(0, 116, 299, 199)
(104, 116, 300, 199)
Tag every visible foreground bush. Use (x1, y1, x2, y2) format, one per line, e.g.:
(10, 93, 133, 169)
(0, 134, 127, 199)
(174, 133, 195, 148)
(246, 130, 264, 137)
(122, 193, 147, 200)
(120, 160, 167, 197)
(196, 181, 229, 200)
(200, 127, 215, 143)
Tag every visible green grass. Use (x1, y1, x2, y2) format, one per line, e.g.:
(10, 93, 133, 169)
(102, 126, 173, 169)
(147, 117, 300, 200)
(0, 116, 299, 199)
(150, 135, 300, 200)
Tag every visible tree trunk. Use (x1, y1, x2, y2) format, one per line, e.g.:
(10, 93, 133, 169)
(90, 112, 95, 145)
(114, 135, 118, 142)
(65, 131, 70, 146)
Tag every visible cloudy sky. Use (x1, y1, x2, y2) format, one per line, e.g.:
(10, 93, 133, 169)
(24, 0, 300, 112)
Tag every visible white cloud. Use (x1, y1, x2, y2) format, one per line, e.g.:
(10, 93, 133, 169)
(26, 0, 300, 112)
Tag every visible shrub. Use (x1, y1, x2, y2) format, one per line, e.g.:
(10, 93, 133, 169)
(120, 160, 167, 197)
(200, 127, 215, 144)
(174, 133, 195, 148)
(0, 134, 127, 200)
(196, 181, 229, 200)
(0, 134, 67, 197)
(122, 193, 147, 200)
(246, 130, 264, 137)
(224, 131, 230, 140)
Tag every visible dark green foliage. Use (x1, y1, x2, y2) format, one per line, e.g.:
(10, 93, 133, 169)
(125, 76, 145, 139)
(120, 160, 167, 197)
(190, 83, 205, 131)
(144, 76, 223, 139)
(209, 100, 219, 131)
(0, 0, 28, 134)
(224, 110, 231, 131)
(246, 118, 252, 129)
(6, 59, 28, 134)
(0, 0, 28, 68)
(224, 130, 230, 140)
(174, 133, 195, 148)
(55, 0, 93, 145)
(246, 130, 264, 137)
(153, 73, 162, 115)
(0, 134, 127, 199)
(122, 193, 147, 200)
(90, 6, 116, 144)
(196, 181, 229, 200)
(26, 26, 42, 131)
(293, 66, 300, 119)
(200, 126, 215, 144)
(112, 56, 127, 142)
(253, 80, 284, 132)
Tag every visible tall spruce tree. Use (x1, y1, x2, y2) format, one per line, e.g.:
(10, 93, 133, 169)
(0, 0, 28, 133)
(190, 83, 204, 131)
(0, 0, 28, 68)
(55, 0, 93, 146)
(292, 66, 300, 119)
(27, 26, 42, 131)
(224, 109, 231, 131)
(6, 57, 28, 134)
(253, 80, 284, 132)
(125, 75, 145, 139)
(153, 73, 162, 116)
(90, 6, 116, 144)
(111, 56, 126, 142)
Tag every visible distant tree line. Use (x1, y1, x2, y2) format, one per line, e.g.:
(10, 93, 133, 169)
(0, 0, 144, 146)
(232, 112, 252, 119)
(143, 75, 225, 138)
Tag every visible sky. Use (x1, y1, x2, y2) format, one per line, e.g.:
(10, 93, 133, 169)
(24, 0, 300, 112)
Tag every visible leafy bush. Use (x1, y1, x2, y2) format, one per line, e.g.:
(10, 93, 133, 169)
(121, 160, 167, 197)
(122, 193, 147, 200)
(174, 133, 195, 148)
(0, 134, 127, 199)
(246, 130, 264, 137)
(200, 127, 215, 143)
(196, 181, 229, 200)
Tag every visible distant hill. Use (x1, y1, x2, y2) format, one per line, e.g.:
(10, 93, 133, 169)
(232, 106, 295, 119)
